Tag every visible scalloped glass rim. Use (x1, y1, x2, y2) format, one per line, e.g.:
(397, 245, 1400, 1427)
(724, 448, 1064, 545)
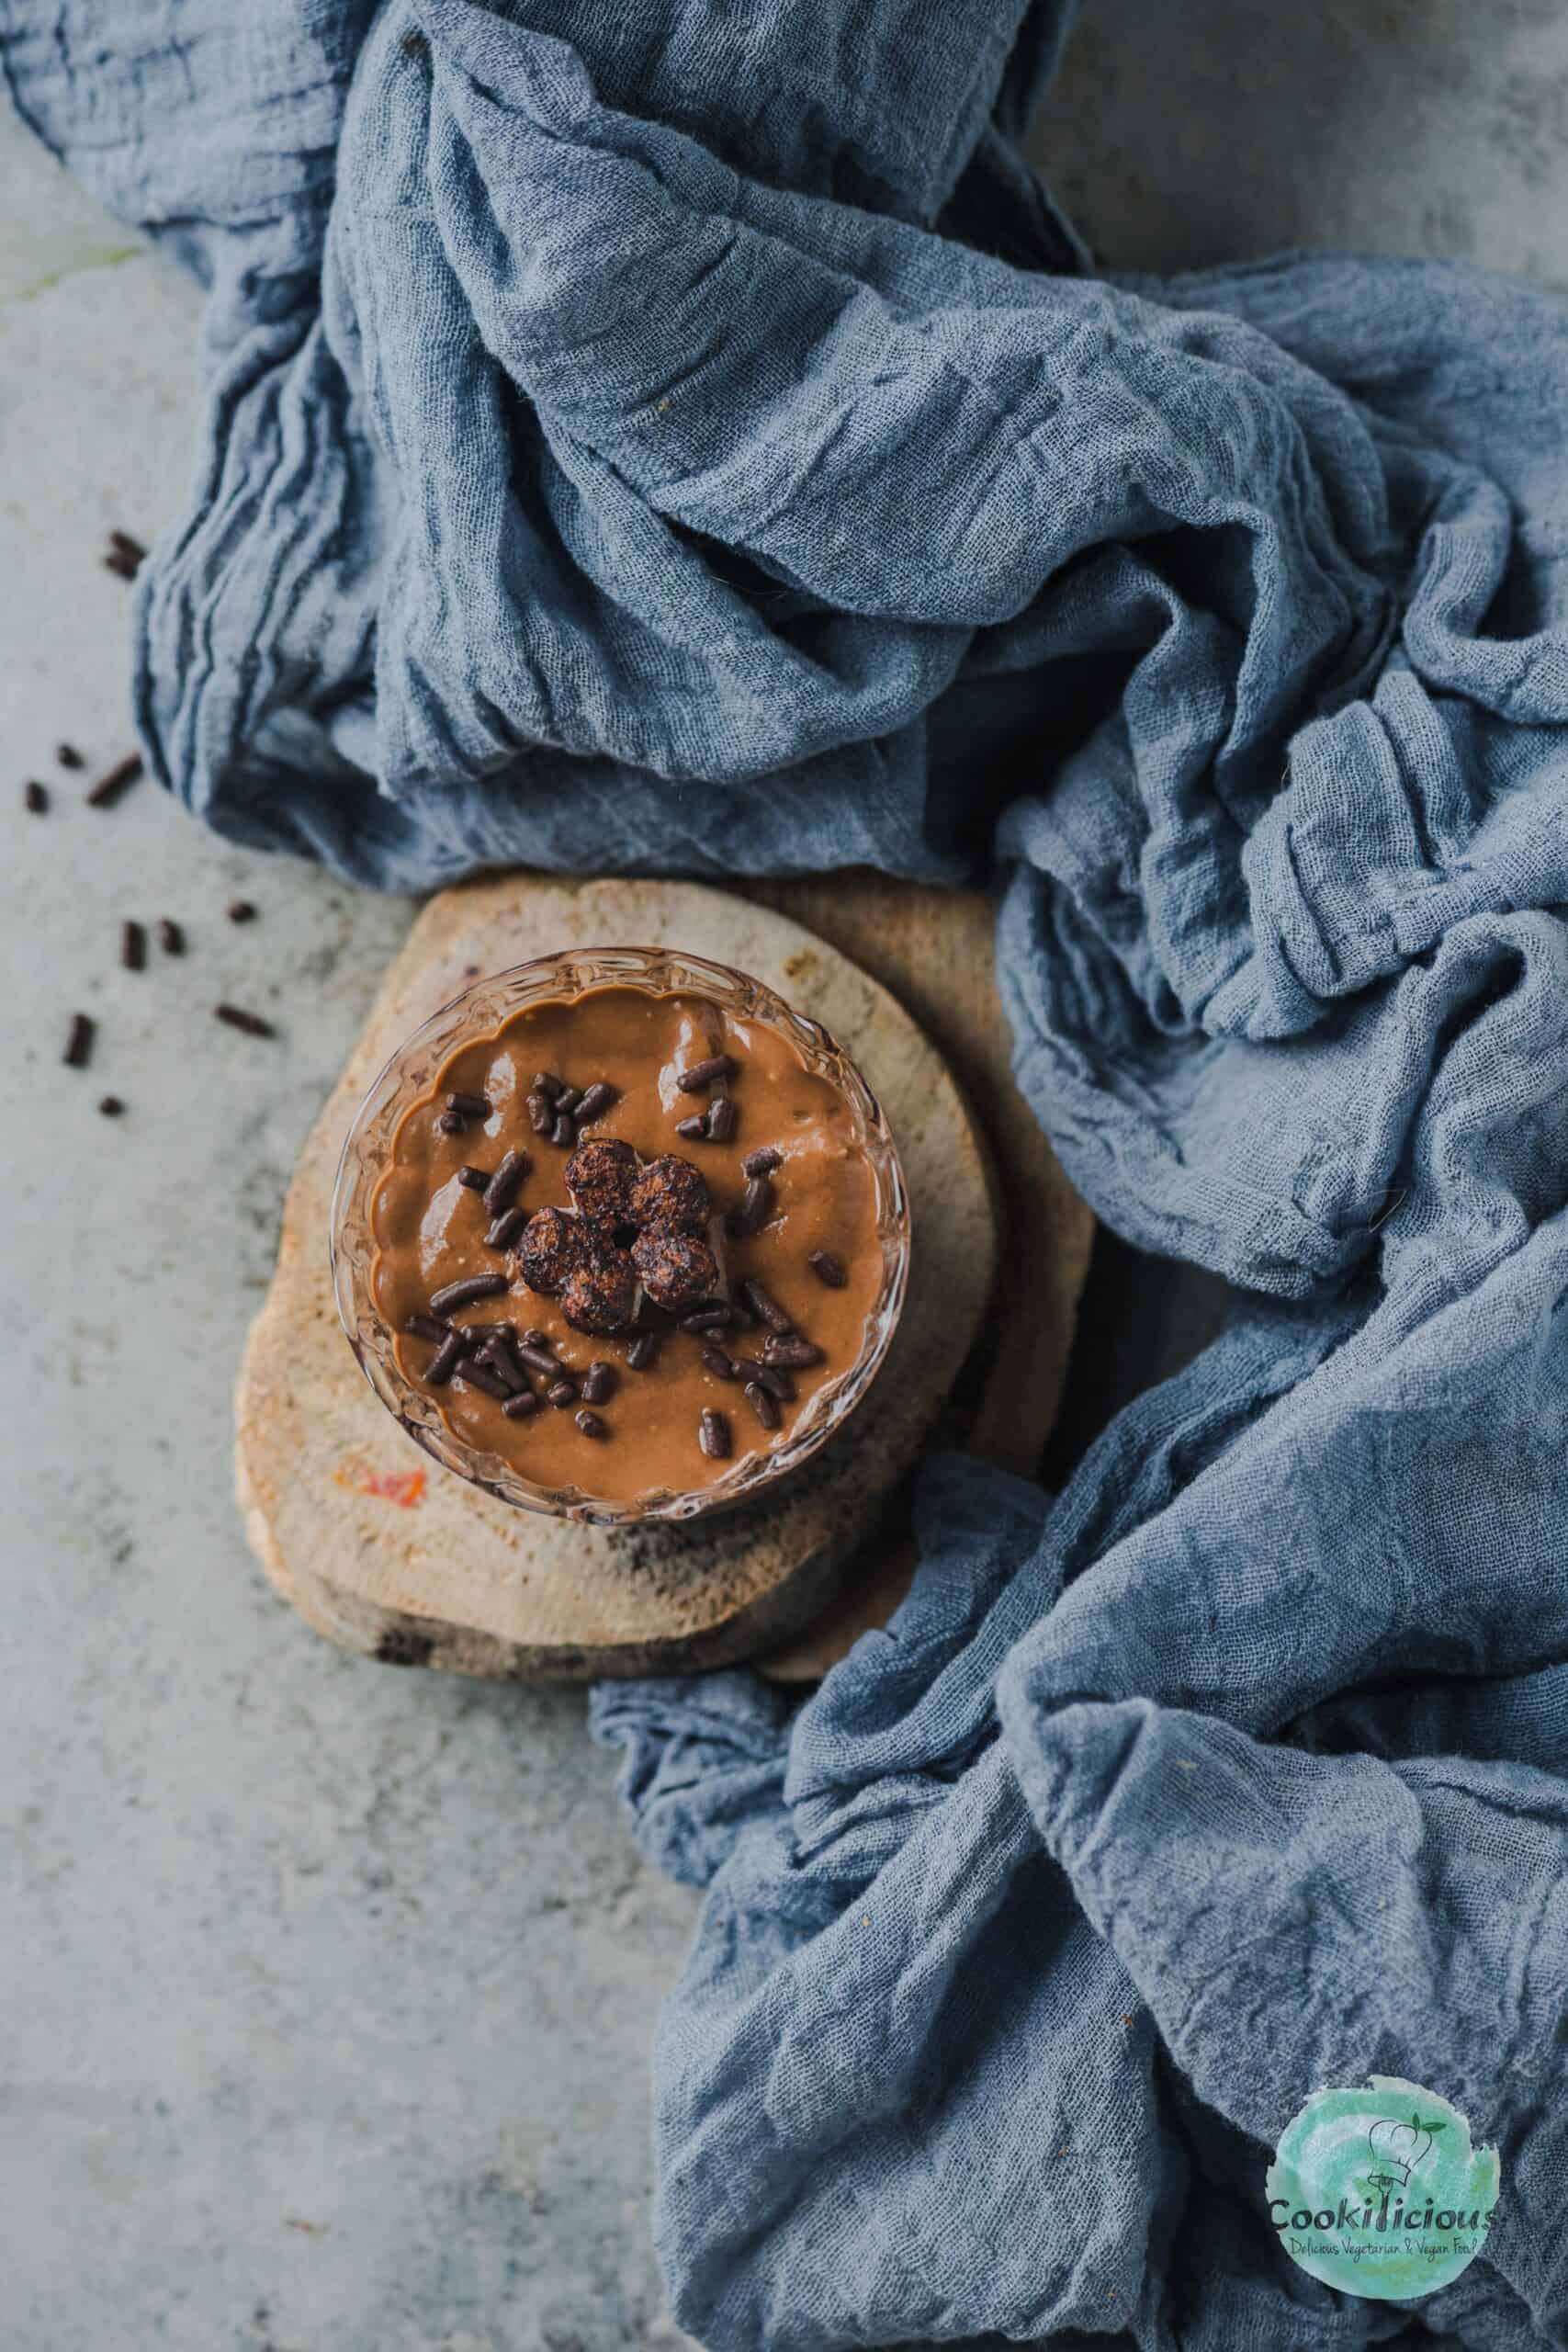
(329, 944, 911, 1526)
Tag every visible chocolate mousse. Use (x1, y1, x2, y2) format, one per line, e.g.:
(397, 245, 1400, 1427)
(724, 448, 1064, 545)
(369, 983, 886, 1505)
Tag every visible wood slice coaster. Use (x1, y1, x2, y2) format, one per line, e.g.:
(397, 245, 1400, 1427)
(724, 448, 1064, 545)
(744, 875, 1093, 1679)
(236, 874, 1093, 1680)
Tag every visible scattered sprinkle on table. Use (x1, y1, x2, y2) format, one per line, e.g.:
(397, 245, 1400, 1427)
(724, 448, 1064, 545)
(156, 918, 185, 956)
(56, 743, 84, 771)
(63, 1012, 96, 1069)
(104, 529, 146, 581)
(24, 780, 48, 814)
(97, 1096, 126, 1118)
(227, 899, 257, 923)
(85, 753, 143, 808)
(120, 919, 146, 972)
(214, 1003, 276, 1038)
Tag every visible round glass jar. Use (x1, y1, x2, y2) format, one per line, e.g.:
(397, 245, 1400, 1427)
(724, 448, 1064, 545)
(330, 945, 910, 1524)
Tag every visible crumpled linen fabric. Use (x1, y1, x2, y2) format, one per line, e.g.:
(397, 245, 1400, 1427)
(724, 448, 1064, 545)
(10, 0, 1568, 2342)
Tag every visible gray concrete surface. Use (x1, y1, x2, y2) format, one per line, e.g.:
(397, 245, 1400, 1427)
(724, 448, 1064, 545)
(3, 6, 1567, 2347)
(1035, 0, 1568, 286)
(0, 138, 699, 2352)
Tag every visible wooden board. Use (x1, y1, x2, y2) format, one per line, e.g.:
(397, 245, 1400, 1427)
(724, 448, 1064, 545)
(236, 872, 1094, 1680)
(749, 875, 1094, 1678)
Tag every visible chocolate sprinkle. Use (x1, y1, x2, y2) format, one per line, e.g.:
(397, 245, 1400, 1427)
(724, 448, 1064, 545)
(97, 1095, 126, 1118)
(549, 1113, 575, 1148)
(547, 1376, 578, 1408)
(676, 1054, 737, 1092)
(698, 1408, 732, 1461)
(626, 1331, 660, 1371)
(24, 780, 48, 814)
(214, 1003, 276, 1038)
(57, 743, 85, 770)
(580, 1361, 617, 1406)
(85, 753, 143, 808)
(740, 1145, 783, 1177)
(457, 1359, 513, 1403)
(515, 1339, 564, 1378)
(728, 1175, 773, 1238)
(740, 1278, 793, 1334)
(448, 1091, 490, 1120)
(120, 919, 146, 972)
(502, 1388, 539, 1419)
(456, 1164, 490, 1191)
(483, 1205, 527, 1251)
(405, 1312, 451, 1342)
(227, 899, 258, 924)
(553, 1086, 582, 1119)
(532, 1070, 564, 1100)
(156, 918, 185, 956)
(680, 1304, 741, 1332)
(574, 1408, 609, 1440)
(808, 1249, 848, 1288)
(482, 1147, 529, 1215)
(705, 1093, 739, 1144)
(674, 1114, 708, 1142)
(761, 1332, 825, 1369)
(747, 1361, 795, 1402)
(744, 1380, 782, 1431)
(525, 1091, 554, 1136)
(109, 528, 147, 565)
(435, 1108, 462, 1135)
(429, 1271, 508, 1315)
(699, 1345, 738, 1381)
(425, 1330, 466, 1386)
(574, 1080, 617, 1124)
(63, 1012, 95, 1069)
(473, 1336, 525, 1394)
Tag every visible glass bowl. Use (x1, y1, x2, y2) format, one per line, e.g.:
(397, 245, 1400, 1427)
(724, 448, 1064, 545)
(330, 944, 910, 1525)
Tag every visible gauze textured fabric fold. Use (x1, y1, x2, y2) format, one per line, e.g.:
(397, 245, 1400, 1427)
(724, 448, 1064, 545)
(11, 0, 1568, 2340)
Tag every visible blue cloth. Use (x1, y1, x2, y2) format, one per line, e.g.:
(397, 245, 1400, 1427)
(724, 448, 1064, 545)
(11, 0, 1568, 2340)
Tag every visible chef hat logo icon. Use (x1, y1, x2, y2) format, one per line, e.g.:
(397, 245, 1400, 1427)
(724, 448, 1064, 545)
(1366, 2111, 1438, 2188)
(1269, 2078, 1499, 2301)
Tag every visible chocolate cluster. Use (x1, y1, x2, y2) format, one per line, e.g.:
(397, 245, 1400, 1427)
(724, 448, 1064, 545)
(518, 1141, 714, 1334)
(559, 1250, 638, 1335)
(564, 1136, 638, 1224)
(518, 1205, 588, 1295)
(630, 1155, 709, 1235)
(631, 1226, 718, 1312)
